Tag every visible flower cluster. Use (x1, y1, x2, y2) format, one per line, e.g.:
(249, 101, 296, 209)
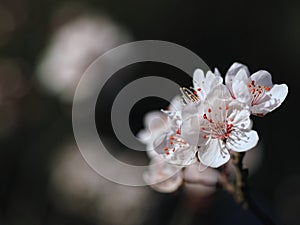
(138, 62, 288, 192)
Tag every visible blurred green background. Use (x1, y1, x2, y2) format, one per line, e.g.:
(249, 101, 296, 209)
(0, 0, 299, 225)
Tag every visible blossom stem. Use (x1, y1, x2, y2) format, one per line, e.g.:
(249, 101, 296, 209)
(231, 152, 248, 208)
(231, 152, 278, 225)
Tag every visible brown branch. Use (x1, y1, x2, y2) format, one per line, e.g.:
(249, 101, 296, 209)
(231, 152, 249, 209)
(229, 152, 278, 225)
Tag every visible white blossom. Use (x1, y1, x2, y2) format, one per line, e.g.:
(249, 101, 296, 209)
(139, 62, 288, 186)
(143, 152, 183, 193)
(224, 62, 288, 116)
(196, 84, 259, 167)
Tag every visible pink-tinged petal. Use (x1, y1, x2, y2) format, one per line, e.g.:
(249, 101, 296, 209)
(198, 139, 230, 168)
(232, 69, 252, 104)
(250, 70, 273, 87)
(226, 130, 259, 152)
(143, 157, 183, 193)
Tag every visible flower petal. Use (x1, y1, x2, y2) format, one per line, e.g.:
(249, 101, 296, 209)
(168, 95, 184, 112)
(214, 67, 222, 77)
(227, 130, 259, 152)
(231, 69, 252, 103)
(250, 70, 273, 87)
(164, 145, 198, 166)
(153, 133, 168, 154)
(181, 103, 201, 146)
(225, 62, 250, 86)
(228, 107, 252, 130)
(269, 84, 288, 104)
(198, 139, 230, 168)
(193, 68, 205, 91)
(137, 111, 168, 145)
(143, 157, 183, 193)
(251, 84, 288, 115)
(193, 69, 223, 101)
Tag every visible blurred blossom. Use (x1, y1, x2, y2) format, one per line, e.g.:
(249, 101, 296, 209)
(50, 139, 153, 225)
(143, 155, 184, 193)
(0, 5, 15, 45)
(183, 163, 220, 197)
(0, 58, 29, 137)
(0, 0, 29, 45)
(36, 13, 132, 103)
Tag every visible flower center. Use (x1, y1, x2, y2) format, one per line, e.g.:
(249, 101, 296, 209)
(163, 129, 187, 155)
(180, 87, 200, 104)
(201, 105, 233, 142)
(247, 80, 270, 105)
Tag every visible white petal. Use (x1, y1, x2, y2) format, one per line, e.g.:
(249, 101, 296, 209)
(143, 111, 167, 129)
(225, 62, 250, 85)
(168, 95, 184, 112)
(251, 99, 279, 115)
(251, 84, 288, 115)
(198, 139, 230, 168)
(193, 68, 205, 90)
(143, 158, 183, 193)
(214, 67, 222, 77)
(204, 84, 234, 123)
(137, 111, 168, 145)
(213, 68, 224, 87)
(181, 103, 201, 146)
(232, 69, 252, 104)
(229, 108, 252, 130)
(207, 70, 223, 89)
(227, 130, 259, 152)
(269, 84, 288, 104)
(206, 83, 232, 103)
(193, 69, 223, 101)
(153, 133, 168, 154)
(251, 70, 273, 87)
(164, 145, 197, 166)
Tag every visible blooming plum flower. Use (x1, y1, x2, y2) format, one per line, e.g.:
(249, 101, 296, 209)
(143, 152, 183, 193)
(224, 62, 288, 116)
(196, 84, 259, 167)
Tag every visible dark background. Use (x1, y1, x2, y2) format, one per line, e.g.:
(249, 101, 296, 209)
(0, 0, 299, 225)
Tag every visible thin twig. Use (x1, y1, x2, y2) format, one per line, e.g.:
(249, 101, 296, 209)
(230, 152, 278, 225)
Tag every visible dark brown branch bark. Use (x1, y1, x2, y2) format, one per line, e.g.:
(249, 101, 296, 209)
(230, 152, 279, 225)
